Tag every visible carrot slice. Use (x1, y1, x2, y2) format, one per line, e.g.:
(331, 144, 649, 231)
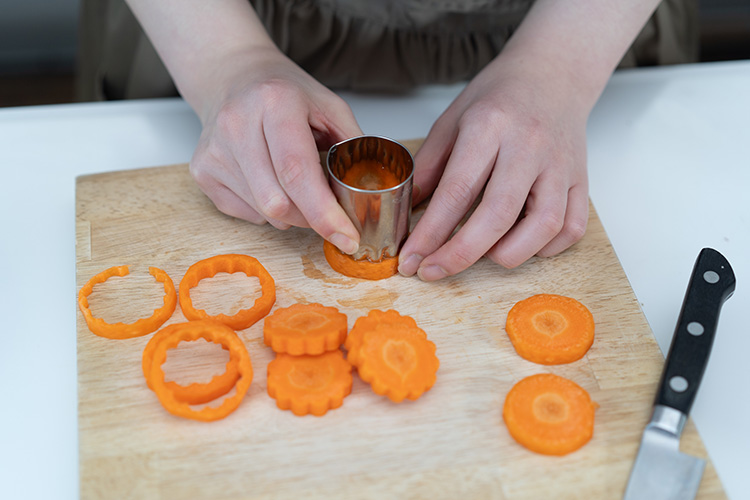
(78, 265, 177, 339)
(505, 294, 595, 365)
(323, 240, 398, 280)
(267, 350, 353, 416)
(345, 309, 420, 367)
(263, 303, 348, 355)
(356, 323, 439, 403)
(142, 323, 240, 405)
(502, 373, 597, 455)
(179, 254, 276, 330)
(147, 319, 253, 421)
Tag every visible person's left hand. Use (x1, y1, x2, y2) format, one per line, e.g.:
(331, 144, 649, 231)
(398, 58, 590, 280)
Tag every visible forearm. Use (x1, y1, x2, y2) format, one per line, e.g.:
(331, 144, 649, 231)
(496, 0, 661, 114)
(124, 0, 278, 121)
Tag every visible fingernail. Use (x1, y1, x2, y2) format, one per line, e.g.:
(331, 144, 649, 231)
(329, 233, 358, 255)
(417, 264, 448, 281)
(398, 253, 423, 276)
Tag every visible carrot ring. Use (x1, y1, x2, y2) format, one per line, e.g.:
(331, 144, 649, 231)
(147, 320, 254, 421)
(78, 265, 177, 339)
(502, 373, 597, 455)
(142, 323, 241, 405)
(178, 254, 276, 330)
(505, 294, 595, 365)
(323, 240, 398, 280)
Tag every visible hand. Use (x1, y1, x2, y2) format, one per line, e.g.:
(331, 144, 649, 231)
(189, 47, 363, 254)
(398, 58, 590, 280)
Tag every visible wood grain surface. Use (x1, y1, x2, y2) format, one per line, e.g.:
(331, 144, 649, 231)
(75, 139, 725, 500)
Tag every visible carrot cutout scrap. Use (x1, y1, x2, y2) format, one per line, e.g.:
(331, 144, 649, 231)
(356, 323, 439, 403)
(267, 350, 353, 416)
(505, 294, 595, 365)
(345, 309, 419, 367)
(263, 303, 348, 355)
(142, 323, 240, 405)
(502, 373, 597, 455)
(179, 254, 276, 330)
(78, 265, 177, 339)
(323, 240, 399, 280)
(145, 319, 254, 422)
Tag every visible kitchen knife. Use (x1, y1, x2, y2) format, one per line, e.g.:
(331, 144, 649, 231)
(623, 247, 735, 500)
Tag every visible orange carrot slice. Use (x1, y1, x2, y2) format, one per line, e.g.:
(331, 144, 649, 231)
(78, 265, 177, 339)
(147, 319, 253, 422)
(503, 373, 597, 455)
(179, 254, 275, 330)
(505, 294, 595, 365)
(267, 350, 353, 416)
(263, 303, 348, 355)
(142, 323, 240, 405)
(356, 323, 439, 403)
(323, 240, 399, 280)
(345, 309, 420, 367)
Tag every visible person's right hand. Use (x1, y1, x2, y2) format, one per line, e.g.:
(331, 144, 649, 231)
(189, 46, 363, 255)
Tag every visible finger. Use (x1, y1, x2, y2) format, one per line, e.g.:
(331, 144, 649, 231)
(536, 183, 589, 257)
(484, 172, 570, 269)
(398, 129, 497, 276)
(239, 122, 308, 228)
(412, 153, 539, 280)
(411, 116, 458, 205)
(201, 180, 267, 225)
(189, 149, 267, 225)
(263, 104, 360, 254)
(311, 96, 363, 147)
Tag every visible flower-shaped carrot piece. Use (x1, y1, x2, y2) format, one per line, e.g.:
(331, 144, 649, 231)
(179, 254, 276, 330)
(263, 303, 348, 355)
(356, 323, 439, 403)
(267, 350, 353, 416)
(505, 294, 595, 365)
(345, 309, 420, 367)
(78, 265, 177, 339)
(323, 240, 399, 280)
(142, 323, 240, 405)
(147, 319, 254, 422)
(502, 373, 597, 455)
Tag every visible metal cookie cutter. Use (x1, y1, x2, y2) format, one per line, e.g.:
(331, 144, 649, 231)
(327, 136, 414, 261)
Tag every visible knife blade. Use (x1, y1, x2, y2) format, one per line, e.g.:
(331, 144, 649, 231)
(624, 247, 735, 500)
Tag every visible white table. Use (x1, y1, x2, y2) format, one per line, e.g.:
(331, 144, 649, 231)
(1, 59, 748, 500)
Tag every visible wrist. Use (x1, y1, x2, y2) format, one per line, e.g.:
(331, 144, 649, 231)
(492, 0, 661, 117)
(490, 47, 602, 122)
(187, 43, 285, 125)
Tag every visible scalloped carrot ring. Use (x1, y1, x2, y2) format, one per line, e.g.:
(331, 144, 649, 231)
(267, 350, 353, 416)
(345, 309, 419, 367)
(323, 240, 399, 280)
(263, 303, 348, 355)
(147, 320, 254, 421)
(142, 323, 241, 405)
(78, 265, 177, 339)
(356, 323, 439, 403)
(178, 254, 276, 330)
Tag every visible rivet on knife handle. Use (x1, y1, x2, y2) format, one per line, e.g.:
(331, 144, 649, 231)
(655, 247, 736, 416)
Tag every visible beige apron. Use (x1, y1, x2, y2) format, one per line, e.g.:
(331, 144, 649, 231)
(76, 0, 698, 101)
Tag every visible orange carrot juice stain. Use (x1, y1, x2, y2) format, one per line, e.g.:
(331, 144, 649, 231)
(341, 160, 401, 190)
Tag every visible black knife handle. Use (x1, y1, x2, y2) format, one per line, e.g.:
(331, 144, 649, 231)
(655, 248, 736, 416)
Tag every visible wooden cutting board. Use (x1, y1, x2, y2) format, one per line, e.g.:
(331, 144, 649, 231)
(75, 139, 725, 500)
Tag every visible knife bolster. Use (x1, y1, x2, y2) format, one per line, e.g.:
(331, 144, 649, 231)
(648, 405, 687, 440)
